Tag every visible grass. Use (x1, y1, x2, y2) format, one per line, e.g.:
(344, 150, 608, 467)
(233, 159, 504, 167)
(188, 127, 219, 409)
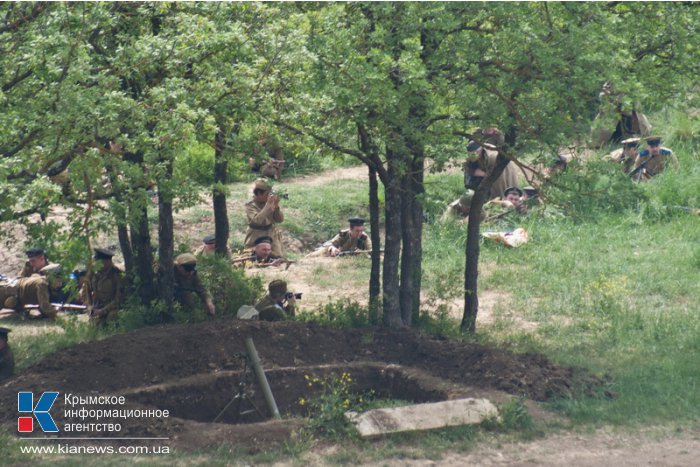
(3, 108, 700, 464)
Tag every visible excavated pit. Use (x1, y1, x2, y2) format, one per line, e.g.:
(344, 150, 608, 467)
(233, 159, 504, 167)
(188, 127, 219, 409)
(124, 362, 454, 425)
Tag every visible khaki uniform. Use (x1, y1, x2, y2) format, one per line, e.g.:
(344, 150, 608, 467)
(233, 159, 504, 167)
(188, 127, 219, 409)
(604, 148, 638, 173)
(87, 265, 123, 324)
(174, 269, 211, 311)
(0, 280, 19, 309)
(311, 230, 372, 257)
(232, 250, 282, 268)
(244, 200, 285, 257)
(254, 295, 295, 321)
(0, 345, 14, 382)
(17, 275, 57, 319)
(194, 244, 232, 259)
(631, 147, 679, 179)
(465, 150, 522, 200)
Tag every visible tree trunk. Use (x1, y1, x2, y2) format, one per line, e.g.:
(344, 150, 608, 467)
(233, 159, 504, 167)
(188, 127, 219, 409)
(368, 164, 381, 324)
(157, 158, 175, 314)
(399, 146, 425, 325)
(116, 224, 133, 274)
(461, 153, 512, 333)
(382, 157, 403, 327)
(213, 125, 230, 256)
(129, 204, 156, 306)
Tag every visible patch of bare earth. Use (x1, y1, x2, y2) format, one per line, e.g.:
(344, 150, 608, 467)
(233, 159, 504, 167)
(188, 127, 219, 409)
(348, 426, 700, 467)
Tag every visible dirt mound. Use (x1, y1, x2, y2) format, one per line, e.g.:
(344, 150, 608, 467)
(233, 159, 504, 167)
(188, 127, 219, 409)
(0, 320, 602, 448)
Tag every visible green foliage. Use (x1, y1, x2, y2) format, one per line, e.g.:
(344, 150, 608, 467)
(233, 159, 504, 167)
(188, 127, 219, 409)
(545, 158, 647, 219)
(300, 299, 376, 328)
(301, 372, 374, 439)
(497, 398, 534, 431)
(196, 254, 264, 317)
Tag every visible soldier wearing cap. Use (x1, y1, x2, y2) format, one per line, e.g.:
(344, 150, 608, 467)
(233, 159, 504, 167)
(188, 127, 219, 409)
(87, 248, 123, 325)
(244, 179, 285, 257)
(174, 254, 215, 316)
(464, 128, 522, 200)
(629, 136, 678, 180)
(194, 234, 232, 259)
(232, 236, 285, 268)
(254, 280, 296, 321)
(0, 327, 14, 382)
(310, 218, 372, 257)
(15, 263, 63, 319)
(485, 186, 528, 215)
(18, 248, 48, 278)
(605, 137, 640, 173)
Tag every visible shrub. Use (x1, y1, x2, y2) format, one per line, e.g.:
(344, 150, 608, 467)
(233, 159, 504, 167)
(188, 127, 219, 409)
(299, 299, 376, 328)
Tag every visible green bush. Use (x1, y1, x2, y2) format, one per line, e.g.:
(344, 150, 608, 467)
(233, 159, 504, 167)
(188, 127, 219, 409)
(300, 372, 374, 439)
(299, 299, 376, 328)
(545, 158, 647, 220)
(196, 254, 264, 317)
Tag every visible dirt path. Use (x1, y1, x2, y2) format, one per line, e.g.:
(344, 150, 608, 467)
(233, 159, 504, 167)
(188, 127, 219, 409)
(353, 425, 700, 466)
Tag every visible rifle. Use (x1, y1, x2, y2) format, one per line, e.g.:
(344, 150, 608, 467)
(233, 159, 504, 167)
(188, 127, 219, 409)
(24, 303, 88, 313)
(231, 255, 295, 270)
(627, 153, 658, 181)
(336, 249, 382, 257)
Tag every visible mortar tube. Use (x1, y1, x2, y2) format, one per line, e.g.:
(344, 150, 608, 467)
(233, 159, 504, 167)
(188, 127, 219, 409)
(245, 337, 281, 419)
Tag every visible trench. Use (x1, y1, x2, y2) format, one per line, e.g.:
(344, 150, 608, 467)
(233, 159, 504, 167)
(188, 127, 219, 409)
(124, 361, 461, 425)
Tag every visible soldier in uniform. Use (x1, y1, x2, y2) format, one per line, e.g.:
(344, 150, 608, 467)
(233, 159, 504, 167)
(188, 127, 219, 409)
(464, 128, 522, 201)
(605, 137, 640, 173)
(232, 236, 285, 268)
(194, 234, 232, 259)
(16, 263, 63, 319)
(485, 186, 528, 215)
(18, 248, 48, 278)
(87, 248, 123, 326)
(0, 327, 14, 382)
(244, 179, 285, 257)
(309, 217, 372, 257)
(254, 280, 296, 321)
(630, 136, 679, 181)
(173, 254, 215, 316)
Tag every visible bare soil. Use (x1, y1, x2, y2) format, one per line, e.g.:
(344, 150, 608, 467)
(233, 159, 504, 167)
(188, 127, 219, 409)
(0, 319, 600, 449)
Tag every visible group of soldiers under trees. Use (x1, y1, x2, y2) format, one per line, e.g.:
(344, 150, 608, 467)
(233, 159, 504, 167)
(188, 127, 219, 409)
(0, 176, 371, 329)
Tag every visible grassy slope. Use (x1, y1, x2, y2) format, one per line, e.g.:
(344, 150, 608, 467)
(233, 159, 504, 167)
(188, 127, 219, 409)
(2, 112, 699, 464)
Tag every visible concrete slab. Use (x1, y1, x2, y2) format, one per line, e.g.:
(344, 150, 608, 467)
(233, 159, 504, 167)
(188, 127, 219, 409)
(345, 398, 498, 438)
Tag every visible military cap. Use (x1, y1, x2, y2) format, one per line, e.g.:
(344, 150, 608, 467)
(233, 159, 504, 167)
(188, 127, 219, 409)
(94, 247, 115, 260)
(203, 234, 216, 245)
(503, 186, 524, 197)
(254, 236, 273, 245)
(175, 253, 197, 266)
(253, 178, 272, 191)
(0, 327, 11, 338)
(466, 140, 481, 152)
(459, 190, 475, 207)
(348, 217, 365, 227)
(25, 248, 45, 258)
(268, 279, 288, 297)
(39, 263, 62, 275)
(646, 136, 662, 146)
(621, 137, 640, 147)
